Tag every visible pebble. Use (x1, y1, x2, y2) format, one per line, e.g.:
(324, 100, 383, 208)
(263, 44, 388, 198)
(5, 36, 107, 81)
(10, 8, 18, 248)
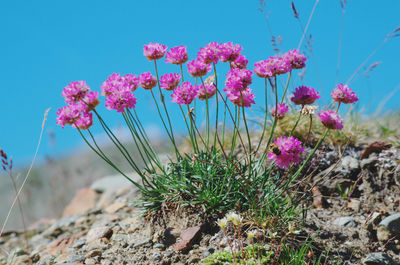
(66, 255, 86, 263)
(152, 253, 162, 261)
(153, 243, 165, 250)
(86, 226, 113, 242)
(363, 252, 399, 265)
(333, 216, 356, 227)
(132, 238, 152, 248)
(202, 247, 215, 257)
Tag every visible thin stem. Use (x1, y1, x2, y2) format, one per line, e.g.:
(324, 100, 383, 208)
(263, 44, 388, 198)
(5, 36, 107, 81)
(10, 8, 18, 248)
(304, 115, 313, 146)
(8, 172, 27, 246)
(213, 63, 219, 149)
(255, 77, 269, 153)
(281, 71, 292, 104)
(297, 0, 320, 50)
(200, 76, 210, 149)
(289, 106, 304, 137)
(187, 104, 208, 150)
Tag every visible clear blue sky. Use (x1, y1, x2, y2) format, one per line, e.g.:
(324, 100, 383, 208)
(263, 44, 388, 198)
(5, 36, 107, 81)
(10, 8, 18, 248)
(1, 0, 399, 167)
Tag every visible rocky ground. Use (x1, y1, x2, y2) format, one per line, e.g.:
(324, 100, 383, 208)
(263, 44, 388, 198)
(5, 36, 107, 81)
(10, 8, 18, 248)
(1, 142, 400, 265)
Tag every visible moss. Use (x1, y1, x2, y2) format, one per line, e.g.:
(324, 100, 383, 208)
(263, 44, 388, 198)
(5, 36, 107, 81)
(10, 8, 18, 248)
(201, 245, 274, 265)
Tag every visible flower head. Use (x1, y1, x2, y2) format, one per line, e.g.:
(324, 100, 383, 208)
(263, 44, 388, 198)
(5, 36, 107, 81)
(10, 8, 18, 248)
(318, 110, 343, 130)
(123, 74, 139, 91)
(247, 230, 257, 240)
(198, 42, 221, 64)
(217, 217, 228, 229)
(101, 73, 124, 96)
(56, 104, 83, 128)
(61, 81, 90, 104)
(197, 83, 216, 100)
(187, 59, 211, 77)
(171, 82, 198, 105)
(271, 103, 289, 120)
(225, 87, 255, 108)
(225, 68, 253, 92)
(291, 85, 320, 105)
(165, 45, 188, 65)
(300, 105, 318, 116)
(226, 212, 242, 226)
(230, 54, 248, 69)
(80, 91, 100, 112)
(143, 42, 167, 61)
(268, 136, 305, 169)
(331, 83, 358, 104)
(219, 42, 243, 62)
(139, 72, 157, 90)
(105, 89, 137, 113)
(283, 49, 307, 69)
(253, 56, 291, 78)
(73, 112, 93, 130)
(160, 73, 181, 91)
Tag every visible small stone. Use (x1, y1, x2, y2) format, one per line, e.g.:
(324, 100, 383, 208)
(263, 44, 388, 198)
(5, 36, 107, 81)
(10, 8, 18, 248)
(379, 213, 400, 233)
(86, 226, 113, 242)
(85, 249, 102, 258)
(152, 253, 162, 261)
(153, 243, 165, 250)
(333, 216, 356, 227)
(91, 174, 138, 193)
(363, 252, 399, 265)
(347, 199, 361, 212)
(47, 237, 77, 255)
(66, 255, 86, 263)
(132, 238, 152, 248)
(188, 256, 201, 264)
(63, 188, 98, 216)
(85, 258, 97, 265)
(104, 201, 127, 214)
(72, 239, 86, 249)
(202, 247, 215, 257)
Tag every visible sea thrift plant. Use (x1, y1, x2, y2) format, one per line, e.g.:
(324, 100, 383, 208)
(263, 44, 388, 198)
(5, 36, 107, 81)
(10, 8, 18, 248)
(331, 83, 359, 104)
(318, 110, 344, 130)
(56, 42, 359, 248)
(143, 42, 167, 61)
(165, 45, 188, 65)
(271, 103, 289, 120)
(291, 85, 321, 106)
(139, 72, 157, 90)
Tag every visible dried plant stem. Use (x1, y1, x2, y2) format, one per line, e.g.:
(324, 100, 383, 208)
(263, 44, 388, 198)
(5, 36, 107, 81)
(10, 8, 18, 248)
(297, 0, 319, 50)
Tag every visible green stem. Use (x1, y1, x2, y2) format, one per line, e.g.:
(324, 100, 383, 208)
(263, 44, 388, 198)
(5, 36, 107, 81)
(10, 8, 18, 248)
(280, 70, 292, 104)
(200, 76, 210, 149)
(289, 105, 304, 137)
(255, 77, 269, 153)
(213, 63, 218, 150)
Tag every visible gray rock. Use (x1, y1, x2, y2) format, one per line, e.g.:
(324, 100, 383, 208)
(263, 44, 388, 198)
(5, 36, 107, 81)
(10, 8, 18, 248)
(91, 174, 139, 193)
(152, 253, 162, 261)
(72, 239, 86, 249)
(363, 252, 399, 265)
(202, 247, 215, 257)
(379, 213, 400, 233)
(340, 156, 360, 171)
(333, 216, 356, 227)
(132, 238, 152, 248)
(66, 255, 86, 263)
(86, 226, 113, 242)
(153, 243, 165, 250)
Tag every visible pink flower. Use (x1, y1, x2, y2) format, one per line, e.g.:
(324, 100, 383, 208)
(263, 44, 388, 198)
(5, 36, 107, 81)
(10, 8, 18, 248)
(283, 49, 307, 69)
(165, 45, 188, 65)
(73, 112, 93, 130)
(268, 136, 304, 169)
(225, 87, 255, 108)
(271, 103, 289, 120)
(171, 82, 198, 105)
(139, 72, 157, 90)
(80, 91, 100, 112)
(225, 68, 253, 92)
(331, 83, 358, 104)
(101, 73, 124, 96)
(160, 73, 181, 91)
(291, 86, 320, 106)
(318, 111, 343, 130)
(56, 104, 83, 128)
(197, 83, 216, 100)
(219, 42, 243, 62)
(230, 54, 248, 69)
(123, 74, 139, 91)
(143, 42, 168, 61)
(198, 42, 221, 64)
(105, 89, 137, 113)
(253, 56, 291, 78)
(187, 59, 211, 77)
(61, 81, 90, 104)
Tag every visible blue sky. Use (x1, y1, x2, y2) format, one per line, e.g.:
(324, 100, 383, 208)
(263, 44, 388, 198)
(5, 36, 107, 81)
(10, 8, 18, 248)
(0, 0, 399, 167)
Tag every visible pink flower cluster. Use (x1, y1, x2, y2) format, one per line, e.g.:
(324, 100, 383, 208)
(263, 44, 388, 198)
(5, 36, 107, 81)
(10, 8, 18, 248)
(171, 82, 199, 105)
(143, 43, 168, 61)
(271, 103, 289, 120)
(165, 46, 188, 65)
(225, 68, 253, 92)
(197, 83, 216, 100)
(197, 42, 221, 64)
(331, 83, 358, 104)
(219, 42, 243, 63)
(230, 54, 248, 69)
(57, 81, 99, 129)
(101, 73, 138, 113)
(318, 111, 343, 130)
(254, 50, 306, 78)
(187, 59, 211, 77)
(224, 87, 255, 108)
(268, 136, 304, 169)
(160, 73, 181, 91)
(139, 72, 157, 90)
(291, 86, 321, 106)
